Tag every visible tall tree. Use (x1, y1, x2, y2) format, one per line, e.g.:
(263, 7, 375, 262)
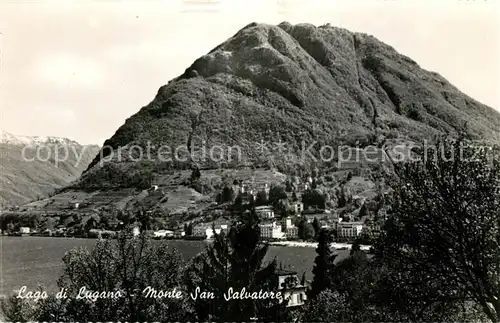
(375, 137, 500, 322)
(221, 186, 234, 203)
(309, 229, 336, 299)
(190, 166, 201, 182)
(184, 208, 290, 322)
(312, 217, 321, 239)
(296, 217, 315, 241)
(255, 191, 269, 206)
(302, 189, 326, 210)
(268, 185, 287, 203)
(184, 230, 231, 321)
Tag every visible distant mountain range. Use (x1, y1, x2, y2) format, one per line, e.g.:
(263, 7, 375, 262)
(0, 130, 100, 208)
(0, 130, 82, 147)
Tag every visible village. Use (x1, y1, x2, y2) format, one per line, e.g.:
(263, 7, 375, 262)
(185, 173, 383, 244)
(3, 169, 385, 248)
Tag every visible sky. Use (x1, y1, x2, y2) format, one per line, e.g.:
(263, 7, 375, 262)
(0, 0, 499, 145)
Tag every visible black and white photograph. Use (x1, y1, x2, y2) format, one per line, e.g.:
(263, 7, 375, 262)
(0, 0, 499, 322)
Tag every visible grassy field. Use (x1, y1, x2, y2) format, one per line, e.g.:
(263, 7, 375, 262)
(0, 236, 351, 297)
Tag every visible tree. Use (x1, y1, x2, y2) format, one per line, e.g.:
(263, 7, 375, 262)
(232, 193, 245, 214)
(184, 222, 194, 236)
(84, 217, 97, 234)
(135, 207, 153, 231)
(1, 293, 35, 321)
(309, 229, 336, 299)
(300, 272, 306, 286)
(269, 185, 288, 215)
(302, 189, 326, 210)
(336, 186, 351, 208)
(300, 289, 350, 322)
(8, 230, 190, 321)
(296, 218, 315, 241)
(184, 230, 231, 321)
(255, 191, 269, 206)
(6, 222, 15, 234)
(359, 203, 368, 218)
(350, 241, 361, 255)
(222, 186, 234, 203)
(375, 137, 500, 322)
(304, 223, 316, 241)
(268, 185, 287, 203)
(300, 256, 486, 322)
(312, 218, 321, 239)
(190, 167, 201, 182)
(330, 245, 371, 313)
(184, 209, 290, 321)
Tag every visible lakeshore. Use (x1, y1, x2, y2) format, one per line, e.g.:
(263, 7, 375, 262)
(269, 240, 371, 251)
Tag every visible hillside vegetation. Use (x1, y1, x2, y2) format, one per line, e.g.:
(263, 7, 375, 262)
(85, 22, 500, 178)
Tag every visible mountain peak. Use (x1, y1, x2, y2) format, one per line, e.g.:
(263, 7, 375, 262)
(0, 129, 87, 147)
(87, 22, 500, 176)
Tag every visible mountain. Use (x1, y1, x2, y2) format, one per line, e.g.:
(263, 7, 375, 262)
(0, 130, 82, 147)
(12, 22, 500, 218)
(0, 130, 100, 208)
(84, 22, 499, 176)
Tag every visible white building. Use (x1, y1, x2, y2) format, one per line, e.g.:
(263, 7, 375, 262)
(277, 269, 307, 307)
(291, 201, 304, 214)
(153, 230, 174, 238)
(264, 183, 270, 196)
(259, 222, 285, 240)
(337, 222, 364, 238)
(281, 217, 298, 239)
(174, 229, 185, 238)
(193, 224, 229, 239)
(192, 224, 210, 238)
(19, 227, 30, 234)
(282, 217, 293, 229)
(285, 226, 298, 239)
(132, 226, 140, 236)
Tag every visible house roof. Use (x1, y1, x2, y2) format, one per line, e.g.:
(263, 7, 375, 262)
(259, 222, 279, 227)
(276, 269, 297, 276)
(338, 222, 364, 227)
(304, 213, 332, 220)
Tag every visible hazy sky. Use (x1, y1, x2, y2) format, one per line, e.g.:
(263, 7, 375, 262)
(1, 0, 499, 145)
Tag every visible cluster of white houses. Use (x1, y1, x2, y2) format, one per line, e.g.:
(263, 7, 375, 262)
(192, 221, 230, 239)
(190, 203, 374, 241)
